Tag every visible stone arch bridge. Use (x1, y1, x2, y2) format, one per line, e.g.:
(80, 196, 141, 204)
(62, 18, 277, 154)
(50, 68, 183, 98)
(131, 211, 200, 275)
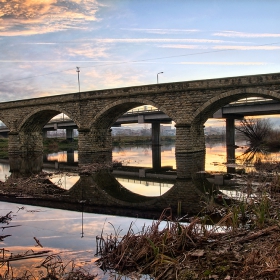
(1, 72, 280, 179)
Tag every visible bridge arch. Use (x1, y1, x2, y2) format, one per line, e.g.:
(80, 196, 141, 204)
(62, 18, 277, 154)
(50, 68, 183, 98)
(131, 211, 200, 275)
(91, 97, 176, 128)
(0, 115, 10, 131)
(9, 106, 80, 154)
(78, 97, 176, 156)
(191, 88, 280, 125)
(18, 106, 81, 131)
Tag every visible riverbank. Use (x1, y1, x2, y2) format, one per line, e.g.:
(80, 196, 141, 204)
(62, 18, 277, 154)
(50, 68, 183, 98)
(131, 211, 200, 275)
(1, 166, 280, 279)
(95, 169, 280, 279)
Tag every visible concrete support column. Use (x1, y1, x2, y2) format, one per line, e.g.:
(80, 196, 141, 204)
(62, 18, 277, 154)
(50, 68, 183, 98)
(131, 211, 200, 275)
(67, 149, 75, 164)
(152, 145, 161, 171)
(151, 122, 161, 146)
(43, 130, 48, 139)
(151, 122, 161, 170)
(66, 128, 74, 141)
(226, 118, 236, 173)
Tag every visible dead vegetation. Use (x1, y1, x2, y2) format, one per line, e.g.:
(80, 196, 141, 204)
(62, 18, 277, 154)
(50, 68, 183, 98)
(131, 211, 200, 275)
(95, 207, 280, 279)
(0, 171, 69, 199)
(95, 169, 280, 280)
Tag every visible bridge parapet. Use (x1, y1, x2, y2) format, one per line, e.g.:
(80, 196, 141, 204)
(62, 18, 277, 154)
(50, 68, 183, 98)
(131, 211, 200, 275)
(0, 72, 280, 177)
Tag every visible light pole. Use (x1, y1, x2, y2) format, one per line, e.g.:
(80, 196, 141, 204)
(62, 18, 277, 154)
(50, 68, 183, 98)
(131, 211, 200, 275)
(157, 72, 163, 84)
(76, 67, 80, 92)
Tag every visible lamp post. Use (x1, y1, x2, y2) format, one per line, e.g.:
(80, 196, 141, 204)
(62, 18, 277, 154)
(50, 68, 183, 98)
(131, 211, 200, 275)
(157, 72, 163, 84)
(76, 67, 80, 92)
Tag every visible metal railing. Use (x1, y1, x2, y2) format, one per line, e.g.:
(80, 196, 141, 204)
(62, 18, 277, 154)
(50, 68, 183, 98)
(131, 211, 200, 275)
(124, 106, 160, 115)
(227, 97, 274, 106)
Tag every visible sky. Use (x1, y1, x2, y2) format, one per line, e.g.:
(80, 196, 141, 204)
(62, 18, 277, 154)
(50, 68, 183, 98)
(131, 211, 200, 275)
(0, 0, 280, 113)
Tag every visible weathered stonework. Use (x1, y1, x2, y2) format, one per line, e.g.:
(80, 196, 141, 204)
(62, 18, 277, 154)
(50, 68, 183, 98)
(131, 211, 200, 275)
(1, 72, 280, 175)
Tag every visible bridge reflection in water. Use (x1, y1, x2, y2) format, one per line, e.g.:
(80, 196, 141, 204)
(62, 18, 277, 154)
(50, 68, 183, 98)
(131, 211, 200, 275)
(0, 145, 218, 219)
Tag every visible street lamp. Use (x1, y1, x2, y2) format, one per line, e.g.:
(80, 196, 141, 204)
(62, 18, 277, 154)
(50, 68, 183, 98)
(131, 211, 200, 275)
(76, 67, 80, 92)
(157, 72, 163, 84)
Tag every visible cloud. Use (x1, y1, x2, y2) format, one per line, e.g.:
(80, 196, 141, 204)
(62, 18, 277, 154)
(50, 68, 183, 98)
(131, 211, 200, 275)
(121, 28, 200, 34)
(64, 44, 109, 59)
(94, 38, 226, 44)
(213, 31, 280, 38)
(0, 0, 101, 36)
(213, 45, 280, 50)
(179, 62, 270, 65)
(159, 44, 207, 49)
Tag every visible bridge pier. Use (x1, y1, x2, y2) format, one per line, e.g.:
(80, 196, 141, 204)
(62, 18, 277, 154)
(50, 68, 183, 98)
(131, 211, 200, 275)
(226, 118, 236, 173)
(78, 127, 112, 153)
(175, 123, 205, 178)
(67, 149, 75, 164)
(152, 145, 161, 171)
(66, 128, 74, 141)
(151, 122, 161, 145)
(43, 130, 48, 139)
(9, 153, 43, 177)
(8, 131, 44, 154)
(151, 122, 161, 170)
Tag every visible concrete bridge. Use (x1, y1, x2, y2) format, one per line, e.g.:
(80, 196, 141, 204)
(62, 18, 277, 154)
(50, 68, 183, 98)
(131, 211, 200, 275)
(1, 72, 280, 180)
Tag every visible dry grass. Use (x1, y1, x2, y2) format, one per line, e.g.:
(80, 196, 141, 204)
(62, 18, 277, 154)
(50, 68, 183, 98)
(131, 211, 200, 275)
(95, 198, 280, 280)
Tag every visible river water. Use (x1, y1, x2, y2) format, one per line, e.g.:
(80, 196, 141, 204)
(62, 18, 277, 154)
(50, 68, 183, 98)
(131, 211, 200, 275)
(1, 141, 280, 278)
(0, 201, 153, 279)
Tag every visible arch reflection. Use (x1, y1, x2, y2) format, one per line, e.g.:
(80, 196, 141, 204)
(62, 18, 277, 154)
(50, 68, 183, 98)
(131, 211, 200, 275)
(0, 148, 210, 218)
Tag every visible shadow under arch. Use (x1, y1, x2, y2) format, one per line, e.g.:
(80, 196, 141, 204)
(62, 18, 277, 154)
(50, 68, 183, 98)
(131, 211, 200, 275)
(191, 88, 280, 125)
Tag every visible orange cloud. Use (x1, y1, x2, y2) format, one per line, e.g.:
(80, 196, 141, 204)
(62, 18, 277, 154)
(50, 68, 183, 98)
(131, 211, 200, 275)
(0, 0, 100, 36)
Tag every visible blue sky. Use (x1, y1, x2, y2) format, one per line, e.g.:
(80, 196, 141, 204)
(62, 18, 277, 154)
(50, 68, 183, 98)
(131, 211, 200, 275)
(0, 0, 280, 103)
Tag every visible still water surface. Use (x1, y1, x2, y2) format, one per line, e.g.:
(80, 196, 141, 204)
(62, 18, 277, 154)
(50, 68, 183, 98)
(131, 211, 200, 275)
(1, 141, 280, 277)
(0, 142, 239, 197)
(0, 201, 154, 279)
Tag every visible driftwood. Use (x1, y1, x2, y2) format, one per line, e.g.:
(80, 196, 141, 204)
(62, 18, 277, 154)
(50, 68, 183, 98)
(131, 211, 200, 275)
(0, 250, 52, 263)
(235, 225, 279, 244)
(0, 225, 21, 230)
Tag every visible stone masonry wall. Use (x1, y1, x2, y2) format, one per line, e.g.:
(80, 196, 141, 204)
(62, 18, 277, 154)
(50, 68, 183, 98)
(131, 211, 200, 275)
(0, 72, 280, 170)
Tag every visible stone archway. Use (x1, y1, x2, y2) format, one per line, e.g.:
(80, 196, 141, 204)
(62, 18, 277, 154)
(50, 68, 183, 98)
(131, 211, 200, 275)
(189, 88, 280, 174)
(191, 88, 280, 125)
(9, 106, 78, 155)
(79, 98, 177, 155)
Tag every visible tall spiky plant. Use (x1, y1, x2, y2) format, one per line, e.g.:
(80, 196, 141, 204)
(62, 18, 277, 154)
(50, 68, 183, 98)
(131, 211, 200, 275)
(236, 118, 272, 150)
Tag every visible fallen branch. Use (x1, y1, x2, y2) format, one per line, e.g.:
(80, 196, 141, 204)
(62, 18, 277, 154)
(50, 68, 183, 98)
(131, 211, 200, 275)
(235, 225, 279, 244)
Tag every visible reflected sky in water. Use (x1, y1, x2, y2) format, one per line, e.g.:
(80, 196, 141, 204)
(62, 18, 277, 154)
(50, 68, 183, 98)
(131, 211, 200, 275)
(44, 142, 247, 172)
(47, 173, 80, 190)
(3, 141, 280, 197)
(0, 163, 9, 181)
(47, 151, 78, 162)
(0, 201, 154, 279)
(115, 177, 173, 196)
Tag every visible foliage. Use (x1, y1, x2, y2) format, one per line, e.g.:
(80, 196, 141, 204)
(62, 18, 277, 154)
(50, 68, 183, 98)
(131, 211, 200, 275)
(235, 118, 272, 150)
